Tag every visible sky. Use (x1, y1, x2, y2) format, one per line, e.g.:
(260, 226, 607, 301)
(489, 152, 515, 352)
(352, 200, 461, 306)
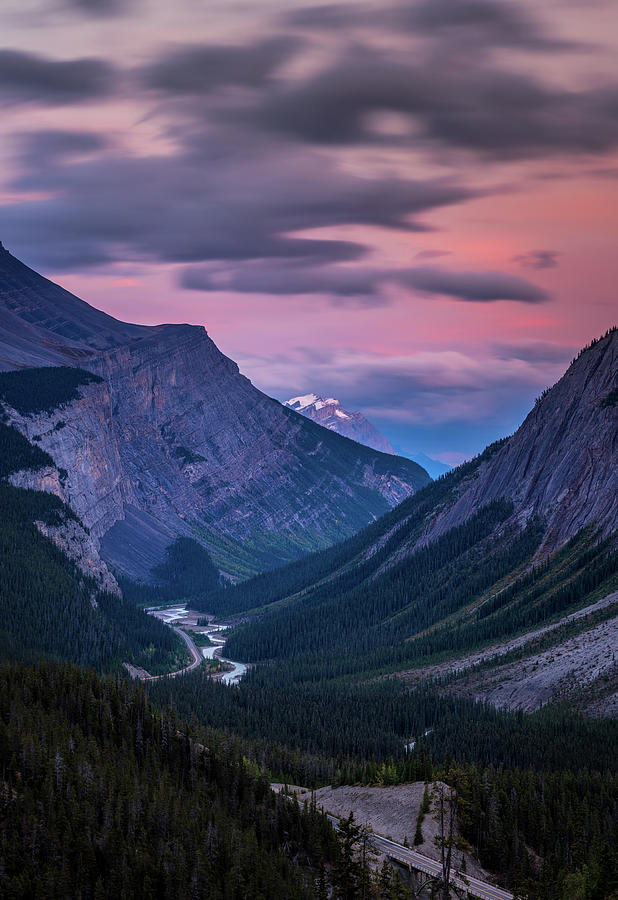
(1, 0, 617, 464)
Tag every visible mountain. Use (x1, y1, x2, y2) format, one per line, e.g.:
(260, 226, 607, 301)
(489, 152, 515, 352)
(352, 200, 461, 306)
(0, 409, 188, 671)
(419, 330, 618, 556)
(284, 393, 396, 454)
(284, 394, 452, 479)
(409, 451, 451, 479)
(0, 244, 430, 582)
(206, 328, 618, 712)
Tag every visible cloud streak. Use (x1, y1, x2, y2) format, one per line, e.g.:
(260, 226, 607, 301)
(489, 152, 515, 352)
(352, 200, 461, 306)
(141, 36, 304, 94)
(513, 249, 560, 269)
(285, 0, 581, 52)
(0, 50, 115, 105)
(5, 128, 477, 269)
(182, 260, 550, 304)
(227, 36, 618, 158)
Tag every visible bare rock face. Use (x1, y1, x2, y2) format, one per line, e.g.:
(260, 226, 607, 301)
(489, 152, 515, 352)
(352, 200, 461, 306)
(422, 329, 618, 554)
(83, 324, 429, 579)
(6, 381, 133, 537)
(8, 463, 120, 596)
(0, 246, 430, 581)
(284, 394, 396, 455)
(0, 240, 146, 369)
(35, 518, 121, 597)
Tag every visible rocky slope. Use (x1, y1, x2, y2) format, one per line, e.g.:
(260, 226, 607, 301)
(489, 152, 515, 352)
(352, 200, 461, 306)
(284, 393, 396, 454)
(0, 245, 430, 580)
(419, 328, 618, 556)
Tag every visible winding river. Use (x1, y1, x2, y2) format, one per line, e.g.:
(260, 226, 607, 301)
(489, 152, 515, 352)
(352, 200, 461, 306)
(148, 605, 248, 684)
(199, 623, 248, 685)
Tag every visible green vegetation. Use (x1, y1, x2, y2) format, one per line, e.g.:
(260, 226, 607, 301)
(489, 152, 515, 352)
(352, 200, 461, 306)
(0, 419, 188, 674)
(572, 325, 617, 363)
(143, 418, 618, 899)
(414, 785, 430, 845)
(458, 765, 618, 899)
(186, 629, 213, 647)
(147, 666, 618, 776)
(222, 500, 546, 666)
(0, 365, 102, 415)
(0, 482, 187, 673)
(194, 437, 510, 617)
(1, 351, 617, 898)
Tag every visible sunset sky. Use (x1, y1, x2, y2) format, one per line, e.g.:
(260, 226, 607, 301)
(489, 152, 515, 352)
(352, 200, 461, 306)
(1, 0, 617, 464)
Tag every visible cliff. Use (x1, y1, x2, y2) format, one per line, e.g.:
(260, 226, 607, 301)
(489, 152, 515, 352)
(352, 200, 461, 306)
(0, 246, 430, 581)
(421, 328, 618, 554)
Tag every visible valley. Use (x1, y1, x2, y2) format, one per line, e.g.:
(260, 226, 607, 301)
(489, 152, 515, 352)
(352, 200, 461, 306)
(2, 1, 617, 895)
(0, 249, 616, 898)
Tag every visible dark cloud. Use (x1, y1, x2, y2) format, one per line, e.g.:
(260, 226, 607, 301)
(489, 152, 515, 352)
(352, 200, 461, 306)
(513, 249, 560, 269)
(67, 0, 129, 15)
(0, 50, 114, 104)
(284, 0, 580, 51)
(283, 4, 359, 29)
(248, 43, 618, 158)
(5, 129, 475, 269)
(181, 259, 548, 305)
(141, 36, 304, 95)
(182, 262, 380, 296)
(492, 341, 575, 364)
(399, 266, 549, 303)
(16, 129, 109, 166)
(394, 0, 579, 50)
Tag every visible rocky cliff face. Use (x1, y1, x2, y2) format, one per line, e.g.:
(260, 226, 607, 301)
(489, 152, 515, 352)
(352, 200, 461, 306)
(0, 246, 430, 581)
(420, 328, 618, 554)
(284, 394, 395, 454)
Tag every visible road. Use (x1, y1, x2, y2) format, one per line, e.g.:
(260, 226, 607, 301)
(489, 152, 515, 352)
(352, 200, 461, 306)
(141, 626, 203, 681)
(326, 814, 514, 900)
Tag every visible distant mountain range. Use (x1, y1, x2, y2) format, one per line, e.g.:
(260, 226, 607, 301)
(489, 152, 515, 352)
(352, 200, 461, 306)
(0, 243, 429, 583)
(284, 393, 395, 454)
(408, 451, 451, 480)
(284, 393, 450, 478)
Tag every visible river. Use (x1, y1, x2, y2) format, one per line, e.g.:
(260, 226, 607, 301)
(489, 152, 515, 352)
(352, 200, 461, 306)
(147, 605, 248, 684)
(199, 622, 248, 685)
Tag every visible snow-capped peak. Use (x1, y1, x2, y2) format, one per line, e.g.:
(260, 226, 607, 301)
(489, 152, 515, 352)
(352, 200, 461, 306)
(283, 391, 396, 455)
(285, 393, 320, 411)
(285, 394, 343, 413)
